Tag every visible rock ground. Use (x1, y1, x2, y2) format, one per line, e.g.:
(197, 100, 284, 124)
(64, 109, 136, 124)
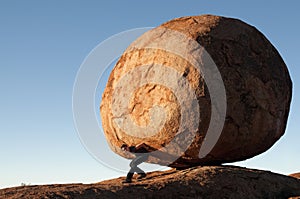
(1, 166, 300, 199)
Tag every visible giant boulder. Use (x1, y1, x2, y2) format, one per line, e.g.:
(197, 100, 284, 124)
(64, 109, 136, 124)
(100, 15, 292, 167)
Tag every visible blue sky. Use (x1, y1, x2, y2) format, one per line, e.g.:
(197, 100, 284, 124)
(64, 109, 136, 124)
(0, 1, 299, 188)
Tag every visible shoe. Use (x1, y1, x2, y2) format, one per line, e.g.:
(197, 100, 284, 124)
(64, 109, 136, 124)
(137, 173, 146, 179)
(122, 178, 132, 183)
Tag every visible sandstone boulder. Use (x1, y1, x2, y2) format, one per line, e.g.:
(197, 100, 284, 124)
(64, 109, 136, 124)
(100, 15, 292, 167)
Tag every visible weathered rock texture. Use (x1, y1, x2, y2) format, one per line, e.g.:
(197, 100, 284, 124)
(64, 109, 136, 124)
(1, 166, 300, 199)
(100, 14, 292, 167)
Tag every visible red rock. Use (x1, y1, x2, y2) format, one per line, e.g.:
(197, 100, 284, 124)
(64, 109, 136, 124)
(100, 15, 292, 167)
(1, 166, 300, 198)
(290, 173, 300, 179)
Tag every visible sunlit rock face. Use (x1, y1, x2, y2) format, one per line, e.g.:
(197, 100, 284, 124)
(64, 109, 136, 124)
(100, 15, 292, 168)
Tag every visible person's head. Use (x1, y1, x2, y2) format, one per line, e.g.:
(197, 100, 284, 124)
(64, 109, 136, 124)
(121, 144, 129, 151)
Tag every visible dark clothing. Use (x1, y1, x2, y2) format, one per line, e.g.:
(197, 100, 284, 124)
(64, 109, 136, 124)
(126, 154, 148, 180)
(129, 146, 148, 153)
(126, 146, 149, 181)
(129, 153, 149, 170)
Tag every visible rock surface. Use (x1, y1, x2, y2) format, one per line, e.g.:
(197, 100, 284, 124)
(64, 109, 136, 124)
(100, 14, 292, 167)
(1, 166, 300, 199)
(291, 173, 300, 179)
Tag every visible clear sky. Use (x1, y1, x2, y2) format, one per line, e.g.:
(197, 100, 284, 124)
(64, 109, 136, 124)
(0, 0, 299, 189)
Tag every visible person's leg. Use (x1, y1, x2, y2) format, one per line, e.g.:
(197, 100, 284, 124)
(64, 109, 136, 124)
(130, 155, 148, 167)
(124, 159, 136, 183)
(124, 155, 148, 183)
(130, 155, 148, 178)
(125, 171, 134, 183)
(134, 166, 144, 174)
